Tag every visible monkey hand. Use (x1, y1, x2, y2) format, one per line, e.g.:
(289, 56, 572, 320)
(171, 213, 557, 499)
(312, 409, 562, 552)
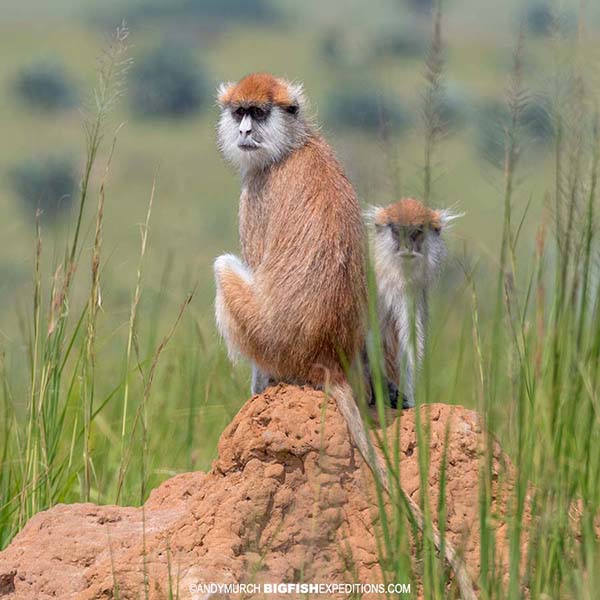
(402, 393, 415, 410)
(387, 380, 399, 409)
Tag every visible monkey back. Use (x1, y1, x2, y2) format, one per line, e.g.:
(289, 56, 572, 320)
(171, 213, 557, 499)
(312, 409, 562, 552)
(238, 134, 367, 384)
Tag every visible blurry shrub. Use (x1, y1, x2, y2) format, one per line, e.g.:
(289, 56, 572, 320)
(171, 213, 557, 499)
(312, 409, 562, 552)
(521, 98, 554, 142)
(124, 0, 277, 25)
(375, 27, 427, 59)
(130, 43, 209, 118)
(9, 155, 77, 220)
(13, 61, 77, 111)
(476, 101, 509, 162)
(178, 0, 275, 21)
(432, 84, 470, 131)
(526, 2, 554, 36)
(525, 2, 576, 37)
(404, 0, 433, 14)
(319, 29, 373, 69)
(321, 21, 428, 68)
(476, 96, 553, 162)
(326, 89, 411, 134)
(320, 30, 343, 65)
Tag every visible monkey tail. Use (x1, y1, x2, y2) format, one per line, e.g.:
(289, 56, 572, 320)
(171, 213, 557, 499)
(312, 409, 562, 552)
(329, 381, 478, 600)
(330, 382, 389, 484)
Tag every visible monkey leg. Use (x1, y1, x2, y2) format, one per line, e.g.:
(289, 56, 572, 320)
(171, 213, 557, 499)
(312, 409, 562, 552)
(401, 392, 412, 409)
(401, 351, 416, 408)
(360, 347, 375, 406)
(214, 253, 268, 367)
(215, 254, 329, 387)
(401, 299, 426, 409)
(361, 347, 399, 409)
(251, 364, 271, 395)
(395, 330, 417, 409)
(388, 380, 399, 409)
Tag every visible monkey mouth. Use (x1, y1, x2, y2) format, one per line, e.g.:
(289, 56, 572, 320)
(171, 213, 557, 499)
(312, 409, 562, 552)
(398, 251, 421, 259)
(238, 140, 260, 151)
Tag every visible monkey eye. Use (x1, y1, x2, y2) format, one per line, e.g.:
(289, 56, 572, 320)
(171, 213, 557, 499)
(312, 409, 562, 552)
(251, 106, 267, 120)
(286, 105, 299, 115)
(234, 106, 245, 118)
(410, 228, 424, 242)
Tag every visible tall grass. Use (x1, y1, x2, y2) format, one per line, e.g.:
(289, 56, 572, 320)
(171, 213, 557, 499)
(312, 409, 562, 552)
(0, 8, 598, 600)
(0, 26, 247, 548)
(365, 4, 600, 599)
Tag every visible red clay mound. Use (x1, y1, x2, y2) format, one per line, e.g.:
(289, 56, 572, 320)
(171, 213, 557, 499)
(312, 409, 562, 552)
(0, 385, 524, 599)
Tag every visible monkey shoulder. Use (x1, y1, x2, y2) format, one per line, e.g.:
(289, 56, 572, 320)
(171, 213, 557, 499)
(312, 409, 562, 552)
(239, 183, 271, 268)
(269, 134, 354, 200)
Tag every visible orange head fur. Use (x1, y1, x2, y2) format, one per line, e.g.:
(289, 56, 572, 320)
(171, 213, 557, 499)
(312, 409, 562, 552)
(374, 198, 442, 232)
(218, 73, 301, 109)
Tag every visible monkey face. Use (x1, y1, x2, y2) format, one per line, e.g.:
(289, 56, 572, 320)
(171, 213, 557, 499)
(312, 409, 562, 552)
(230, 103, 272, 150)
(374, 220, 446, 288)
(371, 198, 459, 288)
(216, 74, 309, 173)
(377, 222, 437, 261)
(218, 102, 306, 171)
(388, 223, 428, 257)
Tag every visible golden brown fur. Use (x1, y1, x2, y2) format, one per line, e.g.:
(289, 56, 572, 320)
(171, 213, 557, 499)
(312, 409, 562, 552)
(218, 135, 366, 384)
(215, 73, 365, 385)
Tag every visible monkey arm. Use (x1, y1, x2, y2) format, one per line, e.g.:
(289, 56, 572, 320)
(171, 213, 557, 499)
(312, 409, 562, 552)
(396, 290, 431, 409)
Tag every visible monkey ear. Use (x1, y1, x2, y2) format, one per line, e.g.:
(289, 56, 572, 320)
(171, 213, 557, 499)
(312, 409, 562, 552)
(284, 80, 308, 114)
(216, 81, 236, 107)
(363, 205, 382, 227)
(434, 208, 464, 230)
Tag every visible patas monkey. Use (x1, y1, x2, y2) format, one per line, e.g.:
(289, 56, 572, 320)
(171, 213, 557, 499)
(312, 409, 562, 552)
(213, 74, 475, 598)
(370, 198, 458, 408)
(214, 72, 366, 390)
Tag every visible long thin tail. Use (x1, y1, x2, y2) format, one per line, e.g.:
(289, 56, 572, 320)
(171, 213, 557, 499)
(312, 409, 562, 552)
(330, 382, 477, 600)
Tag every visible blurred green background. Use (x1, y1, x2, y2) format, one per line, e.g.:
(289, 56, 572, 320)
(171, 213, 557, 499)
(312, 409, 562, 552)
(1, 0, 599, 512)
(3, 0, 599, 332)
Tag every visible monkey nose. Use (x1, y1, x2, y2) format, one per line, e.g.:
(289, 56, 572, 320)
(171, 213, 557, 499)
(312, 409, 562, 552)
(239, 114, 252, 137)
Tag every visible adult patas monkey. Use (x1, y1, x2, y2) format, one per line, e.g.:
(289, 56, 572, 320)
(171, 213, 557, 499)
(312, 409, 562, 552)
(213, 73, 476, 599)
(214, 72, 365, 392)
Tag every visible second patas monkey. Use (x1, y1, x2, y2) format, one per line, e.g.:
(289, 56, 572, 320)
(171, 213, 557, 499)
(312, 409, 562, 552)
(370, 198, 458, 408)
